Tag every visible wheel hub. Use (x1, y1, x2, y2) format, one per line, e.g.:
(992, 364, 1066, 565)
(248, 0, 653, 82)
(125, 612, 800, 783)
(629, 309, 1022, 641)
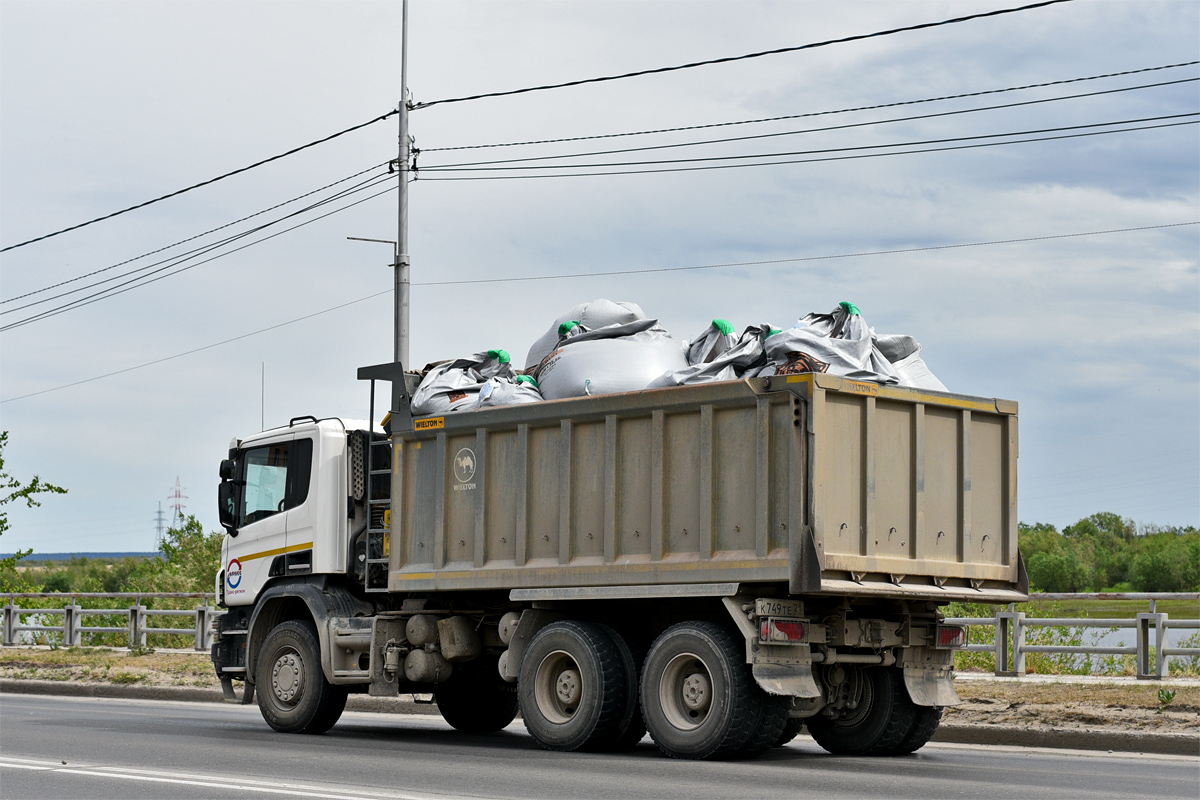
(681, 672, 710, 711)
(555, 669, 581, 706)
(272, 652, 305, 704)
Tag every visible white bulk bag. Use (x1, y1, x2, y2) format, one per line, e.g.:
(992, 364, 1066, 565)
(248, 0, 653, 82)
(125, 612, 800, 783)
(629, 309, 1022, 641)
(524, 299, 648, 371)
(410, 350, 516, 415)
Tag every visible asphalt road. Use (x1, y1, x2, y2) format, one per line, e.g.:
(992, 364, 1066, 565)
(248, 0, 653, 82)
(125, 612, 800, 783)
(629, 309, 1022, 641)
(1, 694, 1196, 800)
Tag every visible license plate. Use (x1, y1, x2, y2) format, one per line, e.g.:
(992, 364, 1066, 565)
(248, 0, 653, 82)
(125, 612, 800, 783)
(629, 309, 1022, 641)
(755, 598, 803, 618)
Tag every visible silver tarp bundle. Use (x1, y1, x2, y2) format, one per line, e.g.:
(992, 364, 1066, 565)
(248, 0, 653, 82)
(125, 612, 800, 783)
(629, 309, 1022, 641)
(531, 316, 689, 400)
(524, 299, 648, 371)
(752, 303, 903, 385)
(410, 350, 526, 414)
(411, 300, 947, 417)
(477, 375, 544, 408)
(649, 323, 775, 388)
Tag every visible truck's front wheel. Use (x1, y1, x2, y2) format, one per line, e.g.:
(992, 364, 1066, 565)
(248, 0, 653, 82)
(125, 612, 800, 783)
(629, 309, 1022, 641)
(256, 620, 347, 734)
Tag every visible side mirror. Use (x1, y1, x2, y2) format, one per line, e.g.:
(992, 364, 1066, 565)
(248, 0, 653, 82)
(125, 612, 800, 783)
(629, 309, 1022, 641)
(219, 459, 236, 480)
(217, 480, 237, 535)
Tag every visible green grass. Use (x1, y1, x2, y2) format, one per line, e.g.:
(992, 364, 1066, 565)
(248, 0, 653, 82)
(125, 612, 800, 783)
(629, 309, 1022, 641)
(1025, 598, 1199, 619)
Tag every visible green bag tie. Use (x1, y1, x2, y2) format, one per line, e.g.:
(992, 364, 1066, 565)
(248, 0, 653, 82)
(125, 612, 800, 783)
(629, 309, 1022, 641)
(487, 349, 511, 364)
(839, 301, 861, 316)
(516, 375, 539, 388)
(712, 318, 735, 335)
(558, 320, 581, 336)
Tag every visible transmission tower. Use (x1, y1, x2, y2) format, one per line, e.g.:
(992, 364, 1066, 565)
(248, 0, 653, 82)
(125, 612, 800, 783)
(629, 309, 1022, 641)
(168, 478, 188, 527)
(154, 502, 167, 551)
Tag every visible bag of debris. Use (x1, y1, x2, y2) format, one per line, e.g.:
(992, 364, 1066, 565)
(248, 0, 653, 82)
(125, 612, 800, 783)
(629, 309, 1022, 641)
(685, 319, 738, 365)
(873, 333, 947, 391)
(756, 303, 901, 384)
(524, 299, 648, 371)
(410, 350, 516, 415)
(476, 375, 545, 408)
(651, 323, 776, 387)
(533, 317, 689, 400)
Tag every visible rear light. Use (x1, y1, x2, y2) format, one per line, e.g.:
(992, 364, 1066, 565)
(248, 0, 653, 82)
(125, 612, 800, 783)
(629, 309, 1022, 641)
(759, 618, 808, 644)
(934, 625, 967, 649)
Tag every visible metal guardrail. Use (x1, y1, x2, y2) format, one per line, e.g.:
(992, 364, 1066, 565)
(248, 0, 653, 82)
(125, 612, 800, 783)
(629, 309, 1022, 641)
(946, 592, 1200, 679)
(1, 593, 221, 652)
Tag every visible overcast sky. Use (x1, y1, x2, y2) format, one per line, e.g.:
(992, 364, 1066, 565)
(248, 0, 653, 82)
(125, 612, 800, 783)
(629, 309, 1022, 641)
(1, 0, 1197, 555)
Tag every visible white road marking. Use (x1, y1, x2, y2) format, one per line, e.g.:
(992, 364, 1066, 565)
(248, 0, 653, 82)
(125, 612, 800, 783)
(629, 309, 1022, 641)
(0, 757, 497, 800)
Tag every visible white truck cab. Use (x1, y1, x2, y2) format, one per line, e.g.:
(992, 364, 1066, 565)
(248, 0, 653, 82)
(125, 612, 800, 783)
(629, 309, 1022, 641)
(217, 418, 369, 607)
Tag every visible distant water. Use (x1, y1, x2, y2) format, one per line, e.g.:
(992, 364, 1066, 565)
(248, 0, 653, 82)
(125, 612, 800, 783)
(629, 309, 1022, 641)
(1, 552, 159, 561)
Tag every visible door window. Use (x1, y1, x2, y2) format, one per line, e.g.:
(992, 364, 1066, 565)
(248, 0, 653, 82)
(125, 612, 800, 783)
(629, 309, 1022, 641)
(241, 443, 289, 526)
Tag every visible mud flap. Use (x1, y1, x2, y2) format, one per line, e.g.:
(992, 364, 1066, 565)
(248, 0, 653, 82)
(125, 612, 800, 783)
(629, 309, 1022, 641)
(902, 667, 960, 706)
(220, 676, 256, 704)
(752, 662, 822, 699)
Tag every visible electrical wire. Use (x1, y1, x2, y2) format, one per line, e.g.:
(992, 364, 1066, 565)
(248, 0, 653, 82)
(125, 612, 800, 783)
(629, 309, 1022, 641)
(419, 118, 1199, 180)
(424, 79, 1199, 169)
(0, 178, 398, 332)
(423, 61, 1200, 152)
(4, 218, 1193, 404)
(1, 162, 390, 305)
(2, 170, 394, 316)
(0, 112, 397, 253)
(406, 222, 1198, 286)
(411, 0, 1076, 110)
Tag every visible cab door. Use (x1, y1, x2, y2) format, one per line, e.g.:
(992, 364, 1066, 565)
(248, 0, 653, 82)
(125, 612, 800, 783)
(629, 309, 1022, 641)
(225, 435, 293, 604)
(281, 435, 316, 576)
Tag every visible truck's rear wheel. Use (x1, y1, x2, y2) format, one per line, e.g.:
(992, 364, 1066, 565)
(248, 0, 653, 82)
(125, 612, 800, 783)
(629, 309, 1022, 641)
(590, 624, 647, 751)
(890, 704, 942, 754)
(806, 667, 914, 755)
(640, 622, 763, 760)
(518, 621, 628, 751)
(435, 656, 519, 733)
(255, 620, 347, 734)
(774, 716, 805, 747)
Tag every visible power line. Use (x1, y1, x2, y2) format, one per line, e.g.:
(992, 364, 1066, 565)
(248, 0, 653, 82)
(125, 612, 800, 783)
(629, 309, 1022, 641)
(2, 171, 394, 318)
(0, 112, 397, 253)
(424, 79, 1199, 169)
(4, 219, 1193, 404)
(411, 1, 1077, 110)
(424, 61, 1200, 152)
(407, 222, 1199, 286)
(0, 178, 398, 332)
(1, 162, 390, 305)
(420, 118, 1199, 180)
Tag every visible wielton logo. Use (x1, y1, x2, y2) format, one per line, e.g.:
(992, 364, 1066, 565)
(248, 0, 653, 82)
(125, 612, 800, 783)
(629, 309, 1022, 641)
(227, 558, 243, 589)
(453, 448, 477, 491)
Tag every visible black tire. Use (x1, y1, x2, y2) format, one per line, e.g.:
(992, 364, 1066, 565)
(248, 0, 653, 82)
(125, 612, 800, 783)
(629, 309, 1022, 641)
(591, 624, 647, 751)
(518, 621, 628, 752)
(891, 705, 942, 754)
(255, 620, 347, 734)
(640, 622, 763, 760)
(806, 667, 914, 756)
(735, 691, 790, 757)
(773, 716, 805, 748)
(435, 656, 520, 733)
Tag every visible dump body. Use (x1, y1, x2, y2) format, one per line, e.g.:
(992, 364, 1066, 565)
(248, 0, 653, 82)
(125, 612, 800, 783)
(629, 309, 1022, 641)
(388, 373, 1023, 604)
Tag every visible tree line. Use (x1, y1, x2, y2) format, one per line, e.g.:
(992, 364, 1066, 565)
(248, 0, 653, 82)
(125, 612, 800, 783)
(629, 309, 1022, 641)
(1020, 513, 1198, 593)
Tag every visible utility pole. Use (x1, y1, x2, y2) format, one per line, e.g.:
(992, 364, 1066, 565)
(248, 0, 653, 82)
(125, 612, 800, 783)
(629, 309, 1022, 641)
(396, 0, 411, 368)
(154, 502, 166, 551)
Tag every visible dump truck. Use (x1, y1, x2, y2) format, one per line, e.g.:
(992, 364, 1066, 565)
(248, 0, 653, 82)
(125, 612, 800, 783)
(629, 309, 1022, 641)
(211, 364, 1025, 759)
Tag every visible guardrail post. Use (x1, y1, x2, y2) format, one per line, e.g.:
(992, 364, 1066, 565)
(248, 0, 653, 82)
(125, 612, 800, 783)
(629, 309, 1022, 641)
(63, 604, 82, 646)
(1136, 612, 1167, 679)
(128, 604, 147, 648)
(2, 603, 16, 645)
(994, 611, 1024, 677)
(195, 605, 215, 652)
